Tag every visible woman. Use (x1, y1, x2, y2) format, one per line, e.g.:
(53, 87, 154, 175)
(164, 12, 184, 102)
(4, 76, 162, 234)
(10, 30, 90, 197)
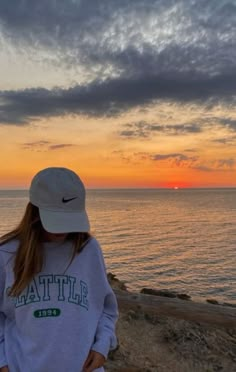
(0, 167, 118, 372)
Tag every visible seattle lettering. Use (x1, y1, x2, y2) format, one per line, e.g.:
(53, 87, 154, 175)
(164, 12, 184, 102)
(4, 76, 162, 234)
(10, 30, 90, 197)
(8, 275, 89, 310)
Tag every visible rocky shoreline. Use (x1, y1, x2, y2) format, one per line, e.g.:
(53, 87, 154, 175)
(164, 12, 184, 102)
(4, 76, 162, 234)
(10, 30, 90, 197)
(105, 273, 236, 372)
(107, 272, 236, 308)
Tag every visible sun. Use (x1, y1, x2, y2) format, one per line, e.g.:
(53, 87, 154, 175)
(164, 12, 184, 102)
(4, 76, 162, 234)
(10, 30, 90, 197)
(160, 181, 193, 189)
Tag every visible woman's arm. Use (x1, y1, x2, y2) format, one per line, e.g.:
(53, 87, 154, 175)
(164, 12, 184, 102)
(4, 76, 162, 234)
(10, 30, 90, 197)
(83, 289, 118, 372)
(90, 240, 119, 358)
(83, 238, 119, 370)
(91, 289, 118, 358)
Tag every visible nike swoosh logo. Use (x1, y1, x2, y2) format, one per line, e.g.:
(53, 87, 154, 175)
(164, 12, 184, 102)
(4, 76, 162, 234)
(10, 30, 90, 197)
(62, 197, 78, 203)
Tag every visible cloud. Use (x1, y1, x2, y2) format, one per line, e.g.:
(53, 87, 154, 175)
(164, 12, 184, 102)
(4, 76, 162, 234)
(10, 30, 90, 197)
(212, 135, 236, 145)
(218, 118, 236, 131)
(119, 116, 236, 141)
(49, 144, 75, 150)
(193, 159, 236, 172)
(152, 153, 198, 167)
(112, 148, 236, 172)
(22, 140, 76, 151)
(184, 148, 198, 153)
(22, 141, 51, 151)
(0, 0, 235, 77)
(1, 68, 236, 125)
(151, 152, 236, 171)
(120, 120, 202, 138)
(192, 165, 214, 172)
(153, 153, 191, 161)
(111, 150, 134, 164)
(0, 0, 235, 124)
(215, 158, 236, 169)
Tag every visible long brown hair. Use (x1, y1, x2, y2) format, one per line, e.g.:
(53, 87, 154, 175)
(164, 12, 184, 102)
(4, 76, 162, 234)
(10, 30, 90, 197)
(0, 202, 90, 297)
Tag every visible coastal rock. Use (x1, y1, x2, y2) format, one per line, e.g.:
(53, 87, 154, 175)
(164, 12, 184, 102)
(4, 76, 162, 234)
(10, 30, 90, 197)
(140, 288, 191, 301)
(206, 299, 219, 305)
(107, 272, 128, 291)
(223, 302, 236, 308)
(176, 293, 191, 301)
(140, 288, 176, 298)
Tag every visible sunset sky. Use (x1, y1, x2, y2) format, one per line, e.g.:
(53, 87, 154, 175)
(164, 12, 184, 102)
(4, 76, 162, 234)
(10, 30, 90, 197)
(0, 0, 235, 188)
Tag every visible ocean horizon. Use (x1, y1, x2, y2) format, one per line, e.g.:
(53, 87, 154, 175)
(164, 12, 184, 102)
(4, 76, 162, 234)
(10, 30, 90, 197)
(0, 187, 236, 190)
(0, 188, 236, 304)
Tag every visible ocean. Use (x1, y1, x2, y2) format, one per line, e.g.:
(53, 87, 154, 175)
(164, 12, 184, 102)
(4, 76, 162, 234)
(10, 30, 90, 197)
(0, 188, 236, 304)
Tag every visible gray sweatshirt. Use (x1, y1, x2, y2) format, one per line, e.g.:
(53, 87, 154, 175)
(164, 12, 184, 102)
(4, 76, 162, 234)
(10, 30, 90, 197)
(0, 237, 118, 372)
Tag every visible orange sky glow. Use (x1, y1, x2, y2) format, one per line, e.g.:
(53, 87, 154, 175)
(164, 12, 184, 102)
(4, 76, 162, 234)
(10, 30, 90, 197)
(0, 104, 236, 189)
(0, 2, 235, 189)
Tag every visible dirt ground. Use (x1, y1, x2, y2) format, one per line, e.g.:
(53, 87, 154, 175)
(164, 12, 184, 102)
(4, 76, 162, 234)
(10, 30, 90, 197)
(105, 275, 236, 372)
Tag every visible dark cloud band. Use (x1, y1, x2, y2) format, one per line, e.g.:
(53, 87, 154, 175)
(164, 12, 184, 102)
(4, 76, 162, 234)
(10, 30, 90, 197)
(0, 1, 235, 79)
(0, 0, 235, 124)
(1, 70, 236, 125)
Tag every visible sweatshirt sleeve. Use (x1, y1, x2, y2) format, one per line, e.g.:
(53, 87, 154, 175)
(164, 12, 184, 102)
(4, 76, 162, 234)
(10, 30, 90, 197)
(0, 312, 7, 368)
(91, 240, 119, 358)
(91, 288, 118, 358)
(0, 254, 7, 368)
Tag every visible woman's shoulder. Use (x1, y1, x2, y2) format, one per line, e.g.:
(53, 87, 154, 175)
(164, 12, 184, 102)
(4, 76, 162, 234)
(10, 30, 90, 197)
(0, 238, 19, 255)
(86, 236, 102, 251)
(83, 236, 104, 258)
(0, 239, 18, 269)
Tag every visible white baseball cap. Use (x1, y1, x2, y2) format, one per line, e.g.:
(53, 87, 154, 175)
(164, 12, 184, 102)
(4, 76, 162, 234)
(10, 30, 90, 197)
(29, 167, 90, 233)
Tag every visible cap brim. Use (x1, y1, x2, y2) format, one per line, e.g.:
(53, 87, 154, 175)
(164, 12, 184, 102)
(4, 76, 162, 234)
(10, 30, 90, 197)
(39, 208, 90, 233)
